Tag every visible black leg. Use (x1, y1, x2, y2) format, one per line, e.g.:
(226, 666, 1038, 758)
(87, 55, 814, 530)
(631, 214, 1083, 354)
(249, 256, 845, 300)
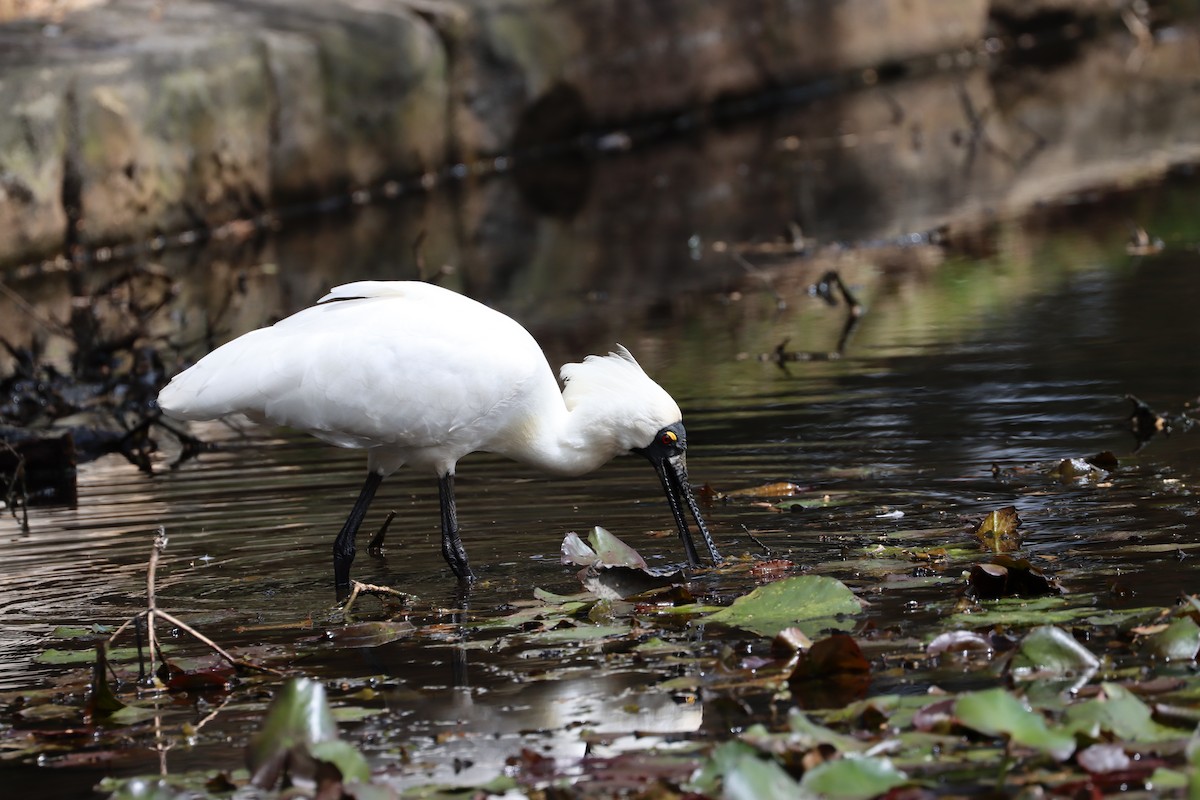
(438, 473, 476, 584)
(333, 470, 384, 597)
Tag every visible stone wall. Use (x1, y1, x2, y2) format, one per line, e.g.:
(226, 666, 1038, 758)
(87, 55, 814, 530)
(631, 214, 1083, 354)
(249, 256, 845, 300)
(0, 0, 1182, 268)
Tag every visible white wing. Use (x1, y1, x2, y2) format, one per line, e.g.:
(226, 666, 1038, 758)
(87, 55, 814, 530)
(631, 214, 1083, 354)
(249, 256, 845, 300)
(158, 282, 555, 453)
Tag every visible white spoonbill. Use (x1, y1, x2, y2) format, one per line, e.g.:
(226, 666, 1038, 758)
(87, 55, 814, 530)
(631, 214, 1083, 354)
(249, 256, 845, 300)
(156, 280, 722, 592)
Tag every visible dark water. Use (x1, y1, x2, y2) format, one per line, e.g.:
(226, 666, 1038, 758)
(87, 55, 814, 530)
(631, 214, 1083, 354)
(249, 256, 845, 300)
(3, 73, 1200, 795)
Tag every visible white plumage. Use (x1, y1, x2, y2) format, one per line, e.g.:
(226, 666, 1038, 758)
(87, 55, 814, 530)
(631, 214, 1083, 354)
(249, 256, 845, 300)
(158, 280, 720, 592)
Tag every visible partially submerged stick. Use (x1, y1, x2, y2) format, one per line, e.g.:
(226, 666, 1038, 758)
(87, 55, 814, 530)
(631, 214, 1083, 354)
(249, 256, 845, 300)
(107, 531, 282, 679)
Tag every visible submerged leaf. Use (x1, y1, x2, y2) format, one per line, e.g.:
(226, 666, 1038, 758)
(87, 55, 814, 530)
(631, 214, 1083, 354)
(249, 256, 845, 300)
(701, 576, 862, 638)
(326, 621, 416, 649)
(953, 687, 1075, 760)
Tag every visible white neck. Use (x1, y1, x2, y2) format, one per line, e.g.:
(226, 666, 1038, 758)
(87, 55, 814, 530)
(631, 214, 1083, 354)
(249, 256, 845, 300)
(494, 397, 631, 477)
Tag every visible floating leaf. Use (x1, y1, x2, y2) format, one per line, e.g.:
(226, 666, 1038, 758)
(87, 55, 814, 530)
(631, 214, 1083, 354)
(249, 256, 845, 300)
(247, 677, 340, 789)
(309, 739, 370, 784)
(798, 756, 909, 800)
(701, 576, 863, 638)
(966, 556, 1062, 599)
(1077, 744, 1132, 774)
(1051, 458, 1105, 482)
(1009, 626, 1099, 682)
(790, 635, 869, 682)
(576, 526, 647, 569)
(953, 688, 1075, 760)
(724, 482, 803, 499)
(692, 741, 807, 800)
(88, 643, 126, 717)
(561, 531, 600, 567)
(156, 656, 236, 691)
(580, 565, 682, 600)
(1064, 683, 1186, 743)
(927, 630, 993, 657)
(1144, 616, 1200, 661)
(974, 506, 1022, 553)
(785, 708, 867, 753)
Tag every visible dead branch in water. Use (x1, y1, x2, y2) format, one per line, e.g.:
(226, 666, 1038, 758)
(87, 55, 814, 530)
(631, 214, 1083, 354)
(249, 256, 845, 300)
(106, 530, 283, 680)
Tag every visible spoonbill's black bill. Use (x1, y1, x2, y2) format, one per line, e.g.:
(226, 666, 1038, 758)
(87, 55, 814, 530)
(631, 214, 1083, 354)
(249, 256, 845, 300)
(156, 280, 721, 593)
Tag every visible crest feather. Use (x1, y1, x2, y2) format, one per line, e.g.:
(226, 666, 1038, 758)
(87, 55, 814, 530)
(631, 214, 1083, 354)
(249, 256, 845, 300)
(560, 345, 681, 449)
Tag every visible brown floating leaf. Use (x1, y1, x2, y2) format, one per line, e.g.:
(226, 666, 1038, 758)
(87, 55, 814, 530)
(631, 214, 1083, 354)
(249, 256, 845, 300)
(724, 481, 803, 499)
(1086, 451, 1119, 471)
(789, 634, 871, 707)
(966, 556, 1063, 599)
(974, 506, 1021, 553)
(790, 634, 870, 682)
(156, 655, 236, 691)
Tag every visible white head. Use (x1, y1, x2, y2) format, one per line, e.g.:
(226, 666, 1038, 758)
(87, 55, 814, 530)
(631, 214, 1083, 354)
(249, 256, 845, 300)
(559, 345, 682, 452)
(558, 345, 722, 567)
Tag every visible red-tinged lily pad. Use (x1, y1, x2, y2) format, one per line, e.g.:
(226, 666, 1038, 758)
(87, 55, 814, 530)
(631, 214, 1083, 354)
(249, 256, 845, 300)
(974, 506, 1022, 553)
(156, 656, 237, 692)
(701, 576, 863, 638)
(966, 556, 1063, 599)
(953, 687, 1076, 761)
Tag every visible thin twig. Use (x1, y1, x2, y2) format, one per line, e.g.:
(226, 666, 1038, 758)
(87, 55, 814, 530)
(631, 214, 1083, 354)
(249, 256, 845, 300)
(341, 580, 415, 617)
(368, 511, 396, 554)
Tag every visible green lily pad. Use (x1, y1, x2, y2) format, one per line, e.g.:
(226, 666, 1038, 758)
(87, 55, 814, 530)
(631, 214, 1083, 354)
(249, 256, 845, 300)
(692, 741, 810, 800)
(1145, 616, 1200, 661)
(953, 688, 1075, 760)
(1064, 682, 1187, 743)
(701, 576, 863, 638)
(798, 756, 910, 800)
(247, 677, 340, 788)
(1009, 626, 1099, 680)
(309, 739, 371, 783)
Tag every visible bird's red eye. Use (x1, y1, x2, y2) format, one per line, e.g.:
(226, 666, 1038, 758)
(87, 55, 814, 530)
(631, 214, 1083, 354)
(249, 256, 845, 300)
(661, 431, 678, 446)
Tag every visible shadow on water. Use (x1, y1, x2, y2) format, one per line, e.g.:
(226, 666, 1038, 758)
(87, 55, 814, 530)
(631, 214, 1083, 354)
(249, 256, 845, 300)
(3, 24, 1200, 795)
